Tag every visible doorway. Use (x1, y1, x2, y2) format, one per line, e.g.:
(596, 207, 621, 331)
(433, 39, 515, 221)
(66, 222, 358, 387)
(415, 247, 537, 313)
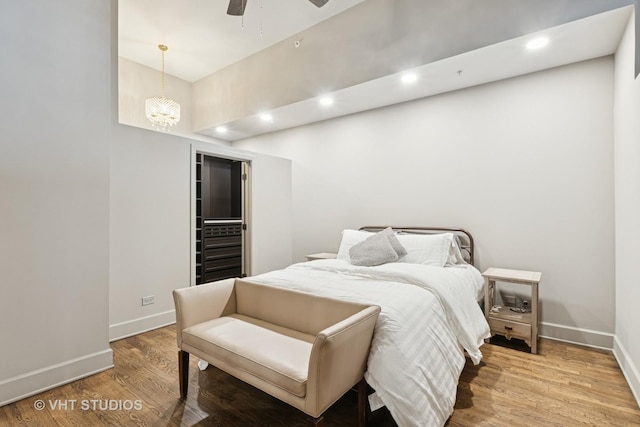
(194, 152, 249, 285)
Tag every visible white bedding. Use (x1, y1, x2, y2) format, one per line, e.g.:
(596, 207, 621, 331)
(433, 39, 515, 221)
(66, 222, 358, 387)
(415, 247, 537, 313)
(250, 259, 490, 427)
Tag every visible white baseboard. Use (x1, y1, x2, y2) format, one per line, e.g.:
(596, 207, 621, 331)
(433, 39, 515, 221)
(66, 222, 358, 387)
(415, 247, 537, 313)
(539, 321, 614, 350)
(613, 336, 640, 407)
(109, 309, 176, 342)
(0, 348, 113, 407)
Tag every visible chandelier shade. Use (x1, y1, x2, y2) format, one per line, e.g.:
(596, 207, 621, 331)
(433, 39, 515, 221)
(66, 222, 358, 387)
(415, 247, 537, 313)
(146, 44, 180, 131)
(145, 96, 180, 129)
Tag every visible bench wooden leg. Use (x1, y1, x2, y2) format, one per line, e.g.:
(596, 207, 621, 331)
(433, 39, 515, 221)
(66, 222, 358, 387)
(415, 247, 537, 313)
(358, 378, 368, 427)
(308, 415, 324, 427)
(178, 350, 189, 399)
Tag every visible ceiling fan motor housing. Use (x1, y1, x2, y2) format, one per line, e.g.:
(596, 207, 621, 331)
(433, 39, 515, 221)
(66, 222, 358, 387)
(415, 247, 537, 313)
(227, 0, 329, 16)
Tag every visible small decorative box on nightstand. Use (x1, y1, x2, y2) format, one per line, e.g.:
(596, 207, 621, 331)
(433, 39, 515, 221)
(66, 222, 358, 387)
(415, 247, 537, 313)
(305, 253, 338, 261)
(483, 267, 541, 354)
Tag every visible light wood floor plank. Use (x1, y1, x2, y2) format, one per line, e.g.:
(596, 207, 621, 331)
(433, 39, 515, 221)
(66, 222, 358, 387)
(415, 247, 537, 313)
(0, 326, 638, 426)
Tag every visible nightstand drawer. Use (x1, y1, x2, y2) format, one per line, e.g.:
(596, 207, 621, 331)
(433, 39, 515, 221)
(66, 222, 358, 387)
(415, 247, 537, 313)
(488, 317, 531, 338)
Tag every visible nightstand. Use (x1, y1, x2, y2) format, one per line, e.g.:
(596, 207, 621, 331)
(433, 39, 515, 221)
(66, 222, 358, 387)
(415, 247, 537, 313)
(305, 253, 338, 261)
(483, 267, 541, 354)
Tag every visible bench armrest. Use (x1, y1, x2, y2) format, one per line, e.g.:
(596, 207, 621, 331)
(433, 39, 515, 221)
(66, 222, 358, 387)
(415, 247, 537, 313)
(172, 278, 237, 347)
(305, 305, 380, 416)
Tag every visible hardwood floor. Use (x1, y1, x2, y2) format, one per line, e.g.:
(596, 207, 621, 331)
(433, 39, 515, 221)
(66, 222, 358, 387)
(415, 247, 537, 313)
(1, 326, 638, 426)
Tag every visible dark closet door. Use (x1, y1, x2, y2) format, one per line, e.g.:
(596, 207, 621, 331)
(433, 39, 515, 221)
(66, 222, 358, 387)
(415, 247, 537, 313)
(195, 154, 245, 285)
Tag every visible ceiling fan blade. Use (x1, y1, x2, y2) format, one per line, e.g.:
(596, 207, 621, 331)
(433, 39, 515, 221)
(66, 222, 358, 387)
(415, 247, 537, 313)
(308, 0, 329, 7)
(227, 0, 247, 16)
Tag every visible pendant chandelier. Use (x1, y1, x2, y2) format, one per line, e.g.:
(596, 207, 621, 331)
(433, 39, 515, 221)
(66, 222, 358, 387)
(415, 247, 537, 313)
(145, 44, 180, 131)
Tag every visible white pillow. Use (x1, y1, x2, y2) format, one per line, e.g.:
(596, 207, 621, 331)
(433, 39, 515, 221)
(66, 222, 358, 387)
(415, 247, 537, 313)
(395, 232, 454, 267)
(338, 229, 456, 266)
(446, 236, 467, 266)
(337, 229, 373, 262)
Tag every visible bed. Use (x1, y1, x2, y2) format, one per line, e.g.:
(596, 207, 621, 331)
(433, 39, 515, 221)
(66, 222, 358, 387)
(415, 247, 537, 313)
(248, 226, 490, 427)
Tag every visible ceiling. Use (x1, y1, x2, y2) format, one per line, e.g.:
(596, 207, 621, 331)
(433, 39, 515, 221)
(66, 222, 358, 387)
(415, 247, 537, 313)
(198, 6, 632, 141)
(118, 1, 634, 142)
(119, 0, 364, 82)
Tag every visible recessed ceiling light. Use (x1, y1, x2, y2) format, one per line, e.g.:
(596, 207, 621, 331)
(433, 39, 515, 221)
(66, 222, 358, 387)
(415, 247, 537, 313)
(526, 37, 549, 50)
(215, 126, 227, 134)
(319, 96, 334, 106)
(401, 73, 418, 84)
(259, 113, 273, 122)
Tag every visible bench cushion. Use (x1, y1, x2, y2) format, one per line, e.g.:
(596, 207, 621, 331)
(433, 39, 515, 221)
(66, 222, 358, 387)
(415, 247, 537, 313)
(182, 314, 314, 397)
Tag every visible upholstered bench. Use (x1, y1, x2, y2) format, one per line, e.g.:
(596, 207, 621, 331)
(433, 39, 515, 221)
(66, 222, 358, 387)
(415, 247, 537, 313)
(173, 278, 380, 427)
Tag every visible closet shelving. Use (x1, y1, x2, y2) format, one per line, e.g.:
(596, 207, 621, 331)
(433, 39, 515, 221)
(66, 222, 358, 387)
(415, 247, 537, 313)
(195, 153, 244, 285)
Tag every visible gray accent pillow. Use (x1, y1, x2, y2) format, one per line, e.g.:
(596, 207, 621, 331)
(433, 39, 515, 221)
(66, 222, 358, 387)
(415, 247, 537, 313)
(349, 231, 399, 266)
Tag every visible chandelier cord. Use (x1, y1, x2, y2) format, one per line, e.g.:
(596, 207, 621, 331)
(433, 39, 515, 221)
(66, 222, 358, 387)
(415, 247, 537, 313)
(160, 45, 167, 98)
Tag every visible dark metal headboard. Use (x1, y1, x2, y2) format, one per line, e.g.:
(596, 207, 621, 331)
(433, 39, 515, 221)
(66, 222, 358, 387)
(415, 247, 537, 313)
(358, 226, 476, 266)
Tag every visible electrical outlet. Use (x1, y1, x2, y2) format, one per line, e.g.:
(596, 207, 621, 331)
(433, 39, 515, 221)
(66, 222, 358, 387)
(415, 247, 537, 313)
(141, 295, 155, 306)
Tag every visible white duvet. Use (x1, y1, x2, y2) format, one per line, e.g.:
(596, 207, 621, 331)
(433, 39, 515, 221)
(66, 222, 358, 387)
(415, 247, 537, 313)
(250, 259, 490, 427)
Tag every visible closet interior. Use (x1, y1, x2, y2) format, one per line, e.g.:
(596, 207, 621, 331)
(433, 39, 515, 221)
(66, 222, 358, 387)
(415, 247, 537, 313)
(195, 153, 246, 285)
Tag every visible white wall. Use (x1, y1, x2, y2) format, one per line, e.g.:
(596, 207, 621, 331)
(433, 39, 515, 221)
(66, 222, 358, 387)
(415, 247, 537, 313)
(248, 154, 294, 275)
(234, 57, 616, 348)
(0, 0, 294, 405)
(112, 71, 292, 341)
(118, 57, 226, 145)
(108, 125, 192, 340)
(109, 129, 293, 340)
(0, 1, 113, 404)
(614, 13, 640, 404)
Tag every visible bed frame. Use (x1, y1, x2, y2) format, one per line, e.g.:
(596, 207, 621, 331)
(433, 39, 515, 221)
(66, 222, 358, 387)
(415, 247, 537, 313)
(358, 226, 475, 266)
